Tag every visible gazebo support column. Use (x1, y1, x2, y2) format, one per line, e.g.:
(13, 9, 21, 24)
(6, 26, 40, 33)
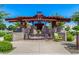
(20, 22, 23, 28)
(20, 21, 27, 28)
(57, 26, 62, 32)
(51, 21, 57, 32)
(54, 27, 57, 32)
(19, 22, 23, 32)
(56, 22, 61, 32)
(20, 21, 26, 32)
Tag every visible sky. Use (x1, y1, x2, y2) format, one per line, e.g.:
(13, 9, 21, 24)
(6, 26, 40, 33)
(0, 4, 79, 26)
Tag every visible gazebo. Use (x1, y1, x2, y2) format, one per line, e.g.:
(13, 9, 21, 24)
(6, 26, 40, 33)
(5, 12, 71, 40)
(5, 12, 70, 32)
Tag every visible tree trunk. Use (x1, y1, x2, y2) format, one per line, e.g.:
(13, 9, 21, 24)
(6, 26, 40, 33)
(76, 32, 79, 49)
(76, 21, 79, 49)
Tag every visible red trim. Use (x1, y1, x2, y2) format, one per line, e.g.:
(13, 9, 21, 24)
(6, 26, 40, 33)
(5, 13, 71, 22)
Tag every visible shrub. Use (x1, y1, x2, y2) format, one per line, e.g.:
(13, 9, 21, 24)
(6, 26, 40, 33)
(37, 30, 41, 34)
(0, 30, 6, 37)
(73, 25, 79, 31)
(65, 26, 70, 31)
(67, 32, 74, 41)
(0, 24, 6, 30)
(54, 33, 62, 42)
(4, 34, 13, 41)
(0, 41, 13, 52)
(69, 31, 76, 36)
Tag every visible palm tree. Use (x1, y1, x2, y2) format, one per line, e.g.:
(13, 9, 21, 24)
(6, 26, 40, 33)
(0, 5, 9, 23)
(65, 26, 70, 32)
(14, 22, 20, 27)
(73, 25, 79, 31)
(72, 11, 79, 25)
(72, 11, 79, 49)
(0, 11, 9, 30)
(0, 11, 9, 23)
(0, 5, 9, 29)
(57, 22, 65, 32)
(53, 12, 64, 32)
(8, 25, 16, 31)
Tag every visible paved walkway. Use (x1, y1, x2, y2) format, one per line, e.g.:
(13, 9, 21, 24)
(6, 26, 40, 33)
(7, 32, 71, 54)
(9, 40, 70, 55)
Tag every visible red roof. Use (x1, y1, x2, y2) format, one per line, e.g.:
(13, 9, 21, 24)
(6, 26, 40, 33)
(5, 13, 71, 22)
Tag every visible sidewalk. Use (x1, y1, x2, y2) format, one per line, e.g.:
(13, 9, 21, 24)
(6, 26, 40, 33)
(9, 40, 70, 55)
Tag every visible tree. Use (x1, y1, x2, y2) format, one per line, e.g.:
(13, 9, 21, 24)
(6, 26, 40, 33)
(73, 25, 79, 31)
(0, 11, 9, 23)
(58, 22, 64, 27)
(53, 13, 64, 32)
(72, 11, 79, 25)
(72, 11, 79, 49)
(56, 22, 65, 32)
(0, 11, 9, 29)
(8, 25, 16, 31)
(0, 5, 9, 30)
(0, 11, 9, 30)
(0, 5, 8, 23)
(14, 22, 20, 27)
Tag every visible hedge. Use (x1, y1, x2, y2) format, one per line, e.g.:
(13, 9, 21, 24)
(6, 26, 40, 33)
(4, 34, 13, 41)
(0, 41, 13, 52)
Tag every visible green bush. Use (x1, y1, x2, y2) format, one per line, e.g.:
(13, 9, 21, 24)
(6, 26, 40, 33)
(67, 32, 74, 41)
(54, 33, 62, 42)
(0, 30, 6, 37)
(37, 30, 41, 34)
(0, 41, 13, 52)
(65, 26, 70, 31)
(0, 24, 6, 30)
(69, 31, 76, 36)
(4, 34, 13, 41)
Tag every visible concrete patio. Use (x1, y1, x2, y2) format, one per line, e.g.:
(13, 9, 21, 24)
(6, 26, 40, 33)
(8, 40, 70, 54)
(5, 32, 71, 55)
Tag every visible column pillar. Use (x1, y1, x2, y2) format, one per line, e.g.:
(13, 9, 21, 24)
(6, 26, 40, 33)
(23, 22, 27, 28)
(51, 21, 57, 32)
(19, 22, 22, 28)
(20, 21, 26, 32)
(51, 21, 56, 28)
(20, 21, 27, 28)
(65, 31, 67, 41)
(19, 22, 23, 32)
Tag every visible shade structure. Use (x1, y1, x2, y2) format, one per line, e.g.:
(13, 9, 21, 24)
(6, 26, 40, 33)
(5, 12, 71, 28)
